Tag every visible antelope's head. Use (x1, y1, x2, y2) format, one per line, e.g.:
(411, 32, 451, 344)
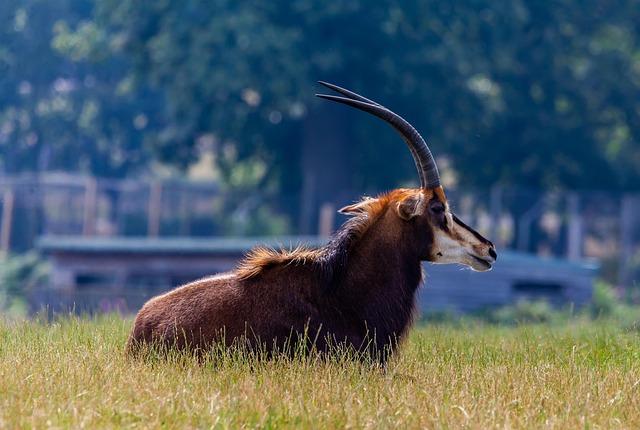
(318, 82, 497, 271)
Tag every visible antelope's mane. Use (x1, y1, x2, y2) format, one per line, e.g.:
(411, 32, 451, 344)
(236, 189, 422, 281)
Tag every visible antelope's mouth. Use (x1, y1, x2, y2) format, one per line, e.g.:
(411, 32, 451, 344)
(468, 254, 493, 271)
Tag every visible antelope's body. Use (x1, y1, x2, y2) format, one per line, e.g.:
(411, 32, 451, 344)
(128, 190, 426, 360)
(128, 83, 497, 363)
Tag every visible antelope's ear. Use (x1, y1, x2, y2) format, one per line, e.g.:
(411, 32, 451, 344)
(396, 194, 424, 220)
(339, 197, 376, 216)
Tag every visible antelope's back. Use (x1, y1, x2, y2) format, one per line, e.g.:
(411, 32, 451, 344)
(126, 272, 244, 352)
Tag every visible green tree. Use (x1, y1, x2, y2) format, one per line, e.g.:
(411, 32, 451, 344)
(3, 0, 640, 232)
(90, 0, 640, 230)
(0, 0, 158, 176)
(91, 0, 495, 230)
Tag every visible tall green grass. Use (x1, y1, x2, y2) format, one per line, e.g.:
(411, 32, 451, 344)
(1, 315, 639, 429)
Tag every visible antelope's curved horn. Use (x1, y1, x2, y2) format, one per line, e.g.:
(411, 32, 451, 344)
(316, 82, 441, 191)
(317, 81, 428, 187)
(317, 81, 380, 106)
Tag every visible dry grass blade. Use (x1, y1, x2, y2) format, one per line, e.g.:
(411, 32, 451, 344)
(1, 316, 639, 429)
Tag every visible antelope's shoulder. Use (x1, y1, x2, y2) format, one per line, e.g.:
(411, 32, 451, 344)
(236, 246, 322, 280)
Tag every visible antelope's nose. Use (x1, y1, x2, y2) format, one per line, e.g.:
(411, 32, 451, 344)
(488, 247, 497, 261)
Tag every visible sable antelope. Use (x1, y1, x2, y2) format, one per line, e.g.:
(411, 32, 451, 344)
(127, 82, 497, 363)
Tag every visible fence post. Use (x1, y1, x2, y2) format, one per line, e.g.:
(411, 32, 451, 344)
(179, 188, 190, 236)
(0, 187, 15, 256)
(147, 182, 163, 237)
(83, 177, 98, 236)
(318, 202, 335, 238)
(566, 192, 583, 261)
(489, 185, 502, 244)
(619, 194, 635, 288)
(517, 197, 544, 252)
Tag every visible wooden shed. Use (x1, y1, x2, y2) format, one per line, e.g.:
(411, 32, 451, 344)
(36, 235, 597, 314)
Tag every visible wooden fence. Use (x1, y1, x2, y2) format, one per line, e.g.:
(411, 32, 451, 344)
(0, 173, 639, 287)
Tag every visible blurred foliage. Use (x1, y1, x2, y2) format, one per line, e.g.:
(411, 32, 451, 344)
(1, 0, 640, 195)
(590, 280, 619, 317)
(589, 281, 640, 330)
(483, 299, 559, 325)
(627, 250, 640, 297)
(423, 281, 640, 329)
(0, 0, 160, 176)
(0, 252, 49, 317)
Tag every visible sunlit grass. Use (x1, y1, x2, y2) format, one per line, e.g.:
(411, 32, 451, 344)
(1, 316, 639, 429)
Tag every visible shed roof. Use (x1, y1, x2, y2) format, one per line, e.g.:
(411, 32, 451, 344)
(37, 235, 325, 255)
(37, 235, 598, 274)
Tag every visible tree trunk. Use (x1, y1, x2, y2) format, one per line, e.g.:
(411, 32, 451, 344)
(299, 105, 353, 234)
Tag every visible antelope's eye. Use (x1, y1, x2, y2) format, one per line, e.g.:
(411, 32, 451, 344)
(430, 201, 445, 214)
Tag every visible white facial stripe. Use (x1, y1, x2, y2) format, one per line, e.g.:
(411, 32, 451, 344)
(430, 211, 492, 272)
(445, 212, 454, 229)
(432, 229, 468, 264)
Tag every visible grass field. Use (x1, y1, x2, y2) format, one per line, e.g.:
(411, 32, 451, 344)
(1, 316, 639, 429)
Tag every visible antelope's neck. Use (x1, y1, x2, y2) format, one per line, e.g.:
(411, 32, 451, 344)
(336, 229, 423, 338)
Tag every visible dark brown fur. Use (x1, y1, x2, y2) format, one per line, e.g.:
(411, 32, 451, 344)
(127, 189, 437, 363)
